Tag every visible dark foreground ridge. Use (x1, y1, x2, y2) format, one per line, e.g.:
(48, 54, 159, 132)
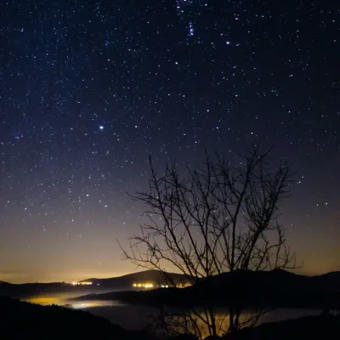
(223, 313, 340, 340)
(0, 297, 154, 340)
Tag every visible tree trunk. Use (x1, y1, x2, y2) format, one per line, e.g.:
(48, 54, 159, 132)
(229, 307, 235, 333)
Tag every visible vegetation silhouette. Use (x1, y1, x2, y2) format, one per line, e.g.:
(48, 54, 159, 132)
(123, 147, 296, 337)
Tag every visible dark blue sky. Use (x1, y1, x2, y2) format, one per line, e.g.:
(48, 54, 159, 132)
(0, 0, 339, 282)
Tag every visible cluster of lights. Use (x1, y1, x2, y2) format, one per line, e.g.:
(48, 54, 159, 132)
(71, 281, 93, 286)
(132, 282, 154, 289)
(132, 282, 170, 289)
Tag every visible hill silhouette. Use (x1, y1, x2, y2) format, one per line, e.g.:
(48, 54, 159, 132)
(0, 281, 89, 298)
(73, 269, 340, 310)
(191, 269, 340, 308)
(0, 297, 155, 340)
(223, 313, 340, 340)
(81, 269, 189, 288)
(0, 270, 189, 299)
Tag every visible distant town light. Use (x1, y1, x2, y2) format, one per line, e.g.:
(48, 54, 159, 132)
(71, 281, 93, 286)
(132, 282, 154, 289)
(132, 282, 190, 289)
(80, 281, 93, 285)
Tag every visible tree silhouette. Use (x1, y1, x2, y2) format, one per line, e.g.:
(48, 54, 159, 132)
(123, 147, 295, 338)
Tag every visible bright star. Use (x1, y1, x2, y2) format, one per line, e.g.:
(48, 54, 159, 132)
(99, 125, 104, 131)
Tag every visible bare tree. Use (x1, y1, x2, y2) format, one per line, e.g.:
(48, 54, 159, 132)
(123, 147, 295, 338)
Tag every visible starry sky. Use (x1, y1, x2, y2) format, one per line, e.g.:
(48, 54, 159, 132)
(0, 0, 339, 283)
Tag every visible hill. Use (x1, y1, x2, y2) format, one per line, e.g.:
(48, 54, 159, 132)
(0, 297, 155, 340)
(73, 269, 340, 310)
(0, 270, 190, 299)
(189, 269, 340, 308)
(193, 269, 340, 308)
(81, 269, 189, 288)
(223, 313, 340, 340)
(0, 281, 90, 299)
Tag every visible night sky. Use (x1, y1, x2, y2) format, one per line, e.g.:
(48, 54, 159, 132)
(0, 0, 339, 283)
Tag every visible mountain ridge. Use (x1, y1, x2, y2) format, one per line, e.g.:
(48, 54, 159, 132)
(72, 269, 340, 310)
(80, 269, 189, 287)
